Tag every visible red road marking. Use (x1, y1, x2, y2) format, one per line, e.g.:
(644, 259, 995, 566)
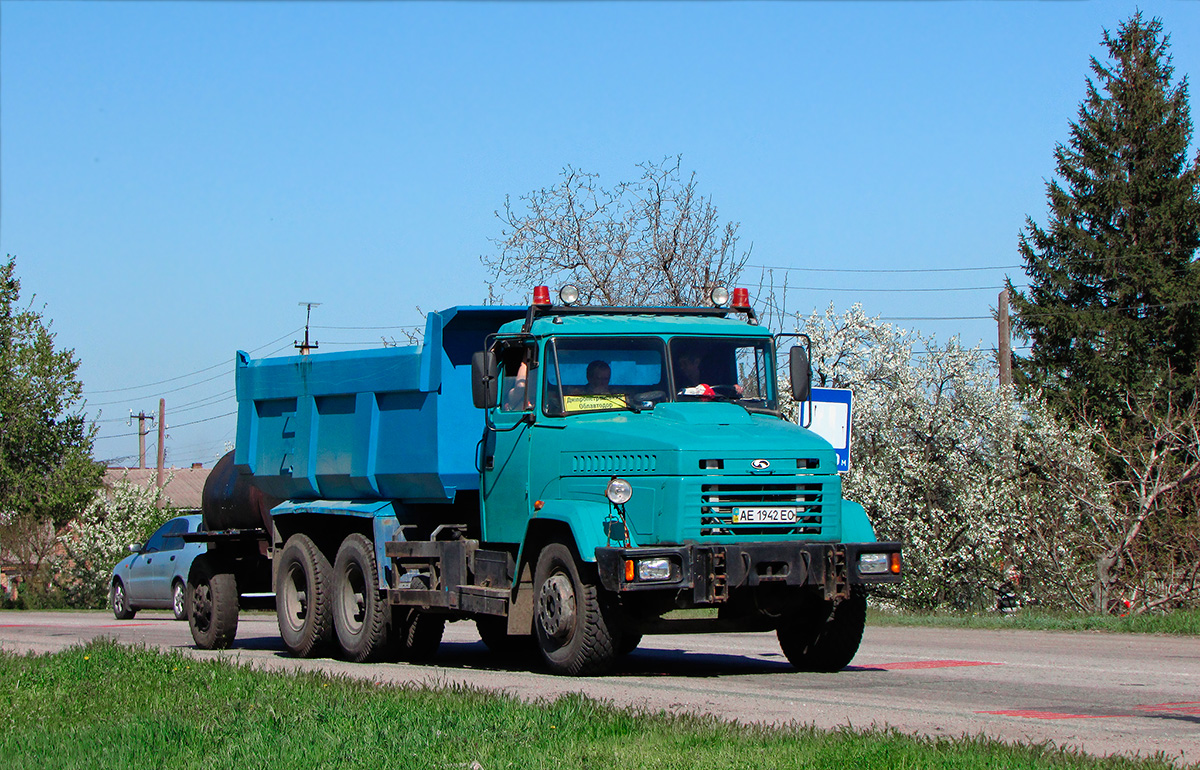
(868, 659, 1001, 670)
(1135, 702, 1200, 715)
(0, 622, 163, 629)
(978, 709, 1124, 720)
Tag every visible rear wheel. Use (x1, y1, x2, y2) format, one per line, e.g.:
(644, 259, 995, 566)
(476, 616, 537, 660)
(332, 534, 390, 662)
(188, 556, 239, 649)
(171, 580, 187, 621)
(532, 543, 618, 675)
(393, 608, 445, 662)
(777, 588, 867, 672)
(275, 534, 334, 658)
(111, 578, 136, 620)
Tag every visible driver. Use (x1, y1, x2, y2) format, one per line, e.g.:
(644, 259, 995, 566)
(585, 360, 612, 394)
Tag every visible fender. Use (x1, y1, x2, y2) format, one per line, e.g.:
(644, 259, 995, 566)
(840, 499, 878, 543)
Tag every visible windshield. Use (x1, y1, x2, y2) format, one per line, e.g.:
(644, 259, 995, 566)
(669, 336, 776, 410)
(543, 337, 667, 415)
(541, 336, 777, 415)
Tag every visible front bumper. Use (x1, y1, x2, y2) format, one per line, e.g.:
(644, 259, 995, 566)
(595, 541, 902, 603)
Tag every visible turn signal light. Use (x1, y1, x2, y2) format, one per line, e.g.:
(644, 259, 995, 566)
(890, 552, 902, 574)
(533, 285, 551, 306)
(731, 287, 750, 309)
(624, 559, 636, 582)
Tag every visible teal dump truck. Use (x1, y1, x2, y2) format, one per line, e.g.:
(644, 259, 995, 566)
(187, 287, 901, 675)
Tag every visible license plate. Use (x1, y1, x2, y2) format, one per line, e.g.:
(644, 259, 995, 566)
(733, 507, 797, 524)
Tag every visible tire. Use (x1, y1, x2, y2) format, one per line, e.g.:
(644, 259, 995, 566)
(617, 633, 643, 656)
(532, 543, 619, 676)
(111, 578, 136, 620)
(393, 608, 445, 662)
(171, 579, 187, 621)
(777, 587, 867, 672)
(275, 533, 335, 658)
(187, 556, 239, 649)
(332, 534, 390, 663)
(476, 616, 537, 660)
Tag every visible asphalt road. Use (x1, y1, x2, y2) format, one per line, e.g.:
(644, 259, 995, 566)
(1, 610, 1197, 764)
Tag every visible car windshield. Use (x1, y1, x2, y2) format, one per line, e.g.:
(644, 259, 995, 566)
(541, 336, 777, 414)
(669, 336, 776, 411)
(543, 337, 667, 415)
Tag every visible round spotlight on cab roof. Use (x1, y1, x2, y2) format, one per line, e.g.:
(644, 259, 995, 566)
(559, 284, 580, 305)
(606, 477, 633, 505)
(709, 286, 730, 307)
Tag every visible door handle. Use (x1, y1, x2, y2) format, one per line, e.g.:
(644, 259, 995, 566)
(170, 555, 176, 561)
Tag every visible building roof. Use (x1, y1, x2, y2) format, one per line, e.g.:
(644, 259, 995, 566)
(103, 465, 210, 510)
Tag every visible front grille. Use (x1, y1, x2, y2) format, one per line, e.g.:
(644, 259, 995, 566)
(700, 482, 825, 536)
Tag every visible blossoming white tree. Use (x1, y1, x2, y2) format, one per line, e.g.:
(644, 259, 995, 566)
(55, 475, 173, 608)
(791, 304, 1110, 611)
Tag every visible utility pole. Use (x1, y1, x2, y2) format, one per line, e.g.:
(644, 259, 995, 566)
(998, 288, 1012, 388)
(128, 410, 155, 469)
(295, 302, 321, 355)
(156, 398, 166, 503)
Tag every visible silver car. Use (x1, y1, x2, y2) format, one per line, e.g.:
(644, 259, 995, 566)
(110, 514, 206, 620)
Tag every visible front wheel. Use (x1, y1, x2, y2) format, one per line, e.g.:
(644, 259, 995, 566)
(777, 587, 867, 672)
(111, 578, 136, 620)
(532, 543, 619, 676)
(187, 556, 239, 649)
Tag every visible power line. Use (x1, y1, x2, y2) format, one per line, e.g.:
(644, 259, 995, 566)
(751, 263, 1020, 274)
(83, 327, 303, 395)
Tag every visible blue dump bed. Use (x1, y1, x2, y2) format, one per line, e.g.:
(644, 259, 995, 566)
(233, 306, 525, 503)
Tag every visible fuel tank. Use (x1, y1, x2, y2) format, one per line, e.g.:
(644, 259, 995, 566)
(201, 450, 278, 532)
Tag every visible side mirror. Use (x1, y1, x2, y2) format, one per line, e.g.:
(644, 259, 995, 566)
(471, 350, 498, 409)
(789, 345, 811, 405)
(127, 544, 141, 554)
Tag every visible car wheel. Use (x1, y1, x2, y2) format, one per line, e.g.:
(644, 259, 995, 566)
(187, 556, 239, 649)
(532, 543, 619, 675)
(332, 534, 390, 662)
(111, 578, 136, 620)
(776, 587, 867, 672)
(171, 580, 187, 621)
(275, 533, 334, 658)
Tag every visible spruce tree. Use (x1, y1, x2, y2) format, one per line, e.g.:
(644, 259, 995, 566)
(1009, 13, 1200, 425)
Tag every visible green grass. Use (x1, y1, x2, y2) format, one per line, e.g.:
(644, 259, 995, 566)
(866, 607, 1200, 635)
(0, 641, 1193, 769)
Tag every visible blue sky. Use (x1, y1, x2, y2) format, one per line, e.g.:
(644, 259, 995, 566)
(2, 0, 1198, 468)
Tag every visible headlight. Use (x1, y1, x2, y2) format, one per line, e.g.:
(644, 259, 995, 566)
(637, 557, 671, 581)
(606, 478, 633, 505)
(858, 552, 889, 575)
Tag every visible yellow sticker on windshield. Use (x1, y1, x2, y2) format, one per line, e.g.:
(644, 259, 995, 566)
(563, 395, 628, 412)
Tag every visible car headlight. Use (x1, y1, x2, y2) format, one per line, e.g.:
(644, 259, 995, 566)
(637, 557, 672, 581)
(606, 477, 633, 505)
(858, 552, 890, 575)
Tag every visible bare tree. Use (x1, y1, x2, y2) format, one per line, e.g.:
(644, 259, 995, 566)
(1090, 383, 1200, 612)
(483, 157, 750, 306)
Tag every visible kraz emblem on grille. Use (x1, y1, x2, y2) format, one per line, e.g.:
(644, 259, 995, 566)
(751, 459, 771, 470)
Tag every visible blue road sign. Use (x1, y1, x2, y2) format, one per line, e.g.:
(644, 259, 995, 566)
(798, 387, 853, 472)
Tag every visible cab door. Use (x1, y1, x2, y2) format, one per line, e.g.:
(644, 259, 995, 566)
(481, 340, 536, 545)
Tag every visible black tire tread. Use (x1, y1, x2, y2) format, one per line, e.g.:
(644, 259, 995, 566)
(777, 587, 867, 672)
(188, 556, 239, 649)
(333, 533, 390, 663)
(275, 533, 334, 658)
(533, 543, 618, 676)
